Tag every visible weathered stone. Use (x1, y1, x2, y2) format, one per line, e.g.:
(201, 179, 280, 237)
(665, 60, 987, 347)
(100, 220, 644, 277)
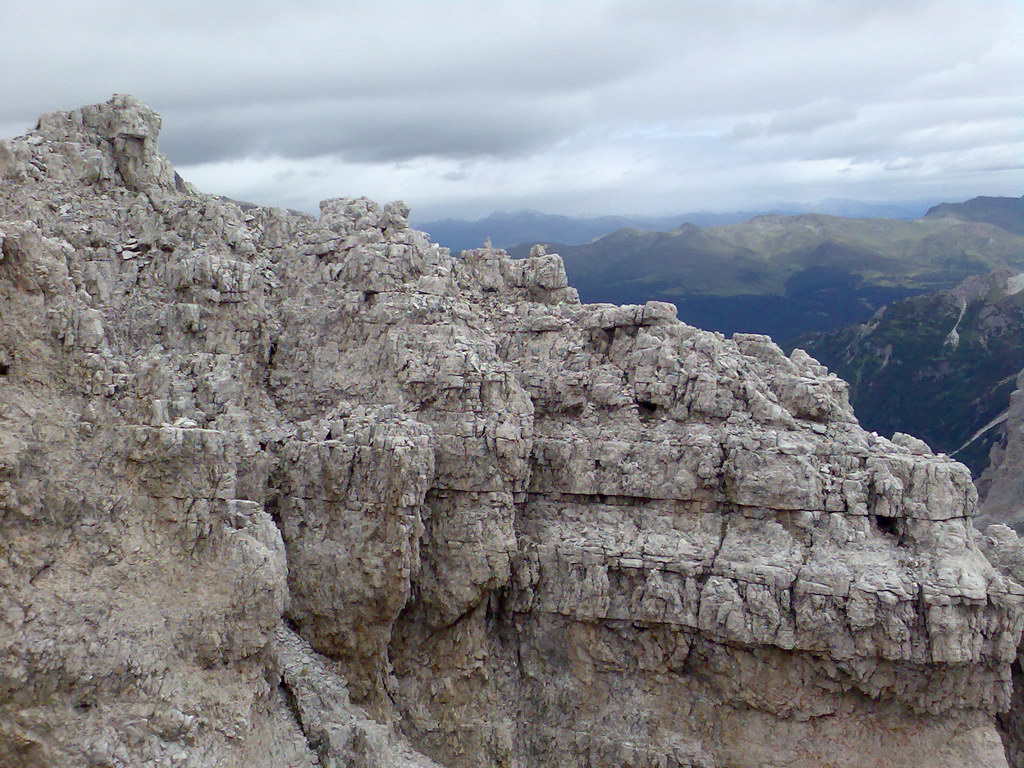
(1, 95, 1022, 768)
(978, 370, 1024, 530)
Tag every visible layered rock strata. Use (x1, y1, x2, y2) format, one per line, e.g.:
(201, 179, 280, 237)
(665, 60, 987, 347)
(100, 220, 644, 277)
(979, 369, 1024, 530)
(1, 96, 1023, 768)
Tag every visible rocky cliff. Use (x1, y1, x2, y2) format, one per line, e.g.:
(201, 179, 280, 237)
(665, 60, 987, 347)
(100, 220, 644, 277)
(2, 96, 1024, 768)
(978, 371, 1024, 530)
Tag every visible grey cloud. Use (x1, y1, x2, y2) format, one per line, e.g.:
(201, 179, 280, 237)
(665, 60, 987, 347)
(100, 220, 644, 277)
(730, 99, 857, 140)
(1, 0, 1021, 218)
(157, 93, 583, 165)
(765, 100, 858, 136)
(0, 1, 649, 120)
(724, 94, 1022, 172)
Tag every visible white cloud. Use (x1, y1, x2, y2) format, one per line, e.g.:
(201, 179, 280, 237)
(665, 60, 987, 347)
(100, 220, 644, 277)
(2, 0, 1021, 218)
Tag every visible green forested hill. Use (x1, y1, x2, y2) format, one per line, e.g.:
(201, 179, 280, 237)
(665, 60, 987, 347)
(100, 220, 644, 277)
(799, 271, 1024, 475)
(924, 195, 1024, 235)
(515, 208, 1024, 341)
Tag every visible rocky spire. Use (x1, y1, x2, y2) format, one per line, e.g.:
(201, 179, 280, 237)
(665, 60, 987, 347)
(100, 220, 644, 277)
(2, 93, 177, 191)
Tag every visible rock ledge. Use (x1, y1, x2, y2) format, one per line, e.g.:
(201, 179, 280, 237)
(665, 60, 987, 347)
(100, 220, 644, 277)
(0, 96, 1022, 768)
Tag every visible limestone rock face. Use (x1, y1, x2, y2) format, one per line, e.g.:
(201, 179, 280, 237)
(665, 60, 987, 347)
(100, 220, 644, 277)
(978, 369, 1024, 530)
(1, 96, 1022, 768)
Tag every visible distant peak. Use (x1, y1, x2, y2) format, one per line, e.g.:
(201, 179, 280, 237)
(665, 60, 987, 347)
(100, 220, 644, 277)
(922, 195, 1024, 236)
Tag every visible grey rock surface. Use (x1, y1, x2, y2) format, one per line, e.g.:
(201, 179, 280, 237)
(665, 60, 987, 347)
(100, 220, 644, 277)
(979, 369, 1024, 530)
(1, 95, 1023, 767)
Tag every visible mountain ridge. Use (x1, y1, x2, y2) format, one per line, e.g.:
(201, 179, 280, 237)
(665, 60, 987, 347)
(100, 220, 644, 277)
(414, 198, 938, 253)
(3, 94, 1024, 768)
(413, 207, 771, 253)
(924, 194, 1024, 235)
(504, 202, 1024, 341)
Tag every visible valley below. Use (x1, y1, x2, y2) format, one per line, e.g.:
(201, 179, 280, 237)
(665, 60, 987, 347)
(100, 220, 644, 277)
(502, 200, 1024, 341)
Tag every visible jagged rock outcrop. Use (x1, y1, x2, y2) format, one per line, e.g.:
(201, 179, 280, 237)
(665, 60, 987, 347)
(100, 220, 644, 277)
(1, 95, 1023, 768)
(980, 524, 1024, 765)
(978, 370, 1024, 530)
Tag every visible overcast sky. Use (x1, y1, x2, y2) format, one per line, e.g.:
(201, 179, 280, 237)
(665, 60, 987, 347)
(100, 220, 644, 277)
(2, 0, 1021, 220)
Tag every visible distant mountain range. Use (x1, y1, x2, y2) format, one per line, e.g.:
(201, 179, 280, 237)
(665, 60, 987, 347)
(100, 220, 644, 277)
(503, 197, 1024, 341)
(414, 209, 766, 254)
(924, 195, 1024, 235)
(413, 198, 936, 254)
